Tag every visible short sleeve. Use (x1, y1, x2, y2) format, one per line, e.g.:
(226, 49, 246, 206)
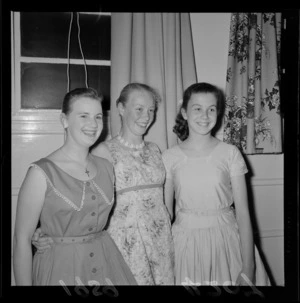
(229, 145, 248, 177)
(161, 149, 174, 180)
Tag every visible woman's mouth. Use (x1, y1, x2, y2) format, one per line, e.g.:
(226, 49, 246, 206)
(136, 122, 149, 128)
(82, 130, 97, 138)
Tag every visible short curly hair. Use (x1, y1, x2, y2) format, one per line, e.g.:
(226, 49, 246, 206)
(173, 82, 225, 141)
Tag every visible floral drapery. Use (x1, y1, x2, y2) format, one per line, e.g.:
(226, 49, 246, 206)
(223, 13, 283, 154)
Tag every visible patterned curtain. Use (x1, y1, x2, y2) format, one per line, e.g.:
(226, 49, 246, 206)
(224, 13, 283, 154)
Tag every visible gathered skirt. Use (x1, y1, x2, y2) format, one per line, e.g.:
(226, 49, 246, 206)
(173, 209, 270, 286)
(32, 231, 137, 286)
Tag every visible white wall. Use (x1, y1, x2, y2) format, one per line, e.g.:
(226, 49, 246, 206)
(190, 13, 231, 90)
(190, 13, 284, 286)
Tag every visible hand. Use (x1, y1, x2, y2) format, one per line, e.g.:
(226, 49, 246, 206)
(235, 268, 255, 286)
(32, 227, 53, 254)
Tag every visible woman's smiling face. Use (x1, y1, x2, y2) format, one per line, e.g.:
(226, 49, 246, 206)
(62, 97, 103, 147)
(181, 92, 218, 136)
(119, 89, 156, 137)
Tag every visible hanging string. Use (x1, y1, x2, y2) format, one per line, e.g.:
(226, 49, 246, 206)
(67, 12, 73, 92)
(76, 12, 89, 88)
(66, 12, 89, 92)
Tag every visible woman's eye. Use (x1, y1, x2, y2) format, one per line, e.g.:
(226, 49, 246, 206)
(96, 116, 103, 120)
(80, 115, 87, 118)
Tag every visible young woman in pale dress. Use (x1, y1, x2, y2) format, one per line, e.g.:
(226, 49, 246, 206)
(13, 88, 137, 285)
(162, 82, 270, 286)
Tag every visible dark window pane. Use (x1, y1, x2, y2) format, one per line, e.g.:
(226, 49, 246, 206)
(69, 64, 111, 111)
(21, 63, 110, 110)
(21, 12, 111, 60)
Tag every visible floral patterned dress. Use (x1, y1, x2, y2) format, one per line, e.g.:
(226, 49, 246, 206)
(105, 137, 175, 285)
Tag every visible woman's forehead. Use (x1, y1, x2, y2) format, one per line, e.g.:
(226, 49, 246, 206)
(127, 90, 155, 106)
(71, 97, 102, 111)
(189, 92, 217, 106)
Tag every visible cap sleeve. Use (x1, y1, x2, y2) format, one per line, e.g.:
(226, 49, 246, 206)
(229, 145, 248, 177)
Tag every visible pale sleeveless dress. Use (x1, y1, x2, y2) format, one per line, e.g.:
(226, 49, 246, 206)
(162, 141, 270, 286)
(31, 155, 137, 285)
(105, 137, 175, 285)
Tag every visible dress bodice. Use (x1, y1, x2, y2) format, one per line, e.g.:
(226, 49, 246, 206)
(31, 156, 114, 237)
(105, 138, 165, 192)
(162, 141, 248, 213)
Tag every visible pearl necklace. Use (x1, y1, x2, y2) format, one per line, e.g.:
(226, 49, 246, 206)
(60, 148, 91, 177)
(117, 134, 145, 149)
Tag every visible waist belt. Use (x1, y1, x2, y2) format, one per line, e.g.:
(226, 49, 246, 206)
(178, 205, 233, 217)
(116, 183, 163, 196)
(52, 231, 105, 244)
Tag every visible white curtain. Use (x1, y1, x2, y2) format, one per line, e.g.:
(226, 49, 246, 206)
(109, 13, 197, 151)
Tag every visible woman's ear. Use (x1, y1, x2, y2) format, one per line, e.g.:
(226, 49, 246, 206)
(181, 108, 187, 120)
(60, 113, 68, 129)
(117, 102, 125, 117)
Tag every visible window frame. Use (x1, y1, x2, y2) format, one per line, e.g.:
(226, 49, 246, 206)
(11, 12, 111, 134)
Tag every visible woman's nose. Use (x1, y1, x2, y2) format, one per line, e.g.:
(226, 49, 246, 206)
(201, 110, 209, 119)
(89, 117, 98, 127)
(142, 110, 150, 120)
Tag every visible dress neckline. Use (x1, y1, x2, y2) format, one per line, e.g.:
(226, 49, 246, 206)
(43, 156, 98, 182)
(177, 140, 221, 159)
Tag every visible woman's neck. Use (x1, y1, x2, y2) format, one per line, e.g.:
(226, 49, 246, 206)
(183, 134, 217, 150)
(60, 143, 89, 162)
(118, 129, 144, 145)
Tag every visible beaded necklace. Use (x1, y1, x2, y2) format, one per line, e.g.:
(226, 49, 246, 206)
(117, 133, 145, 149)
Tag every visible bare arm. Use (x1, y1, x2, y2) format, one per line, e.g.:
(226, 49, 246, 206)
(231, 174, 255, 285)
(91, 142, 113, 163)
(13, 166, 46, 285)
(164, 177, 175, 222)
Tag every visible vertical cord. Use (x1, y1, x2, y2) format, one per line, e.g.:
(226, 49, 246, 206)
(76, 12, 88, 88)
(67, 12, 73, 92)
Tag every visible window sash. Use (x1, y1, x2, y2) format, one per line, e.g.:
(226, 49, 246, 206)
(12, 12, 111, 119)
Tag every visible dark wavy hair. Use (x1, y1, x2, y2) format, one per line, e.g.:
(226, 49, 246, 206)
(173, 82, 225, 141)
(116, 83, 161, 109)
(62, 87, 103, 115)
